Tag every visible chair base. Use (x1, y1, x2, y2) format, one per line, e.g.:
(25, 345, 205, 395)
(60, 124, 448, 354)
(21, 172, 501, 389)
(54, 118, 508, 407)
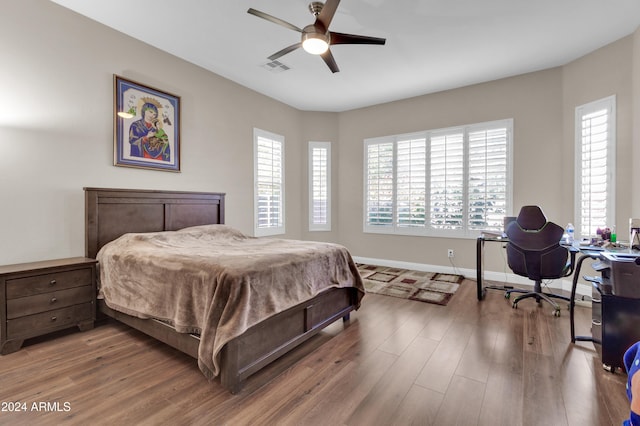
(505, 280, 571, 316)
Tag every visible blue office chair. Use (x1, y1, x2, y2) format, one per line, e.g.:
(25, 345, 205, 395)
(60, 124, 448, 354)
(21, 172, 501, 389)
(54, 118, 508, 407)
(504, 205, 577, 316)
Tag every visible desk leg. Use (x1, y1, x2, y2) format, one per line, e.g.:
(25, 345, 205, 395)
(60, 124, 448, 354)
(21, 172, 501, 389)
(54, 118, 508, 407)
(570, 254, 597, 343)
(476, 237, 484, 301)
(477, 237, 513, 301)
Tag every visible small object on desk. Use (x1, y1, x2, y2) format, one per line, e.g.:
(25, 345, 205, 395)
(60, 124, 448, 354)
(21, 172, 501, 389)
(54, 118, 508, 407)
(503, 216, 517, 232)
(579, 239, 605, 248)
(565, 222, 574, 244)
(630, 227, 640, 250)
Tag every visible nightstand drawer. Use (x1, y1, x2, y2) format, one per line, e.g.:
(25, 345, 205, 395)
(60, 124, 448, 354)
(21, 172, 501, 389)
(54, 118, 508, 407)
(7, 303, 93, 339)
(6, 285, 94, 319)
(6, 268, 93, 299)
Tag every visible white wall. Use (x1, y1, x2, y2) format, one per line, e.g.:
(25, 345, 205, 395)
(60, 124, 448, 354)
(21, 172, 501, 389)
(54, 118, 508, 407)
(1, 0, 638, 279)
(0, 0, 315, 264)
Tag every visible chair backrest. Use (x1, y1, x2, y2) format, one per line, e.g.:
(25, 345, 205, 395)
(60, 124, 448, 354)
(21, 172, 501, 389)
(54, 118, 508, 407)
(505, 205, 568, 281)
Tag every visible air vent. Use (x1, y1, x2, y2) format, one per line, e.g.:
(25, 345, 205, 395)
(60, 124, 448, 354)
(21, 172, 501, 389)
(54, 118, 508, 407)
(261, 60, 290, 72)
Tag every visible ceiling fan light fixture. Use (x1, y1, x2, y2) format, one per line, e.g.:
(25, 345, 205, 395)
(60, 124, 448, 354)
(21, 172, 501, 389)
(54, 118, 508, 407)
(302, 32, 329, 55)
(248, 1, 386, 72)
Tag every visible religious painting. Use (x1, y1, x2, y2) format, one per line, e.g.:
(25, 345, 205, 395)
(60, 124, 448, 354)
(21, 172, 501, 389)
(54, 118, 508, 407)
(113, 75, 180, 172)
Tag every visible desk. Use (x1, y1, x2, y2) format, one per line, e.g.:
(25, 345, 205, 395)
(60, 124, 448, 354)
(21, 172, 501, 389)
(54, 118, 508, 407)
(477, 237, 603, 302)
(476, 235, 512, 301)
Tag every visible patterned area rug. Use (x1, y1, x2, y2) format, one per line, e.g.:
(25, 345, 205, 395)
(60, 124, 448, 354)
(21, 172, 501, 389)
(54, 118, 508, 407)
(357, 264, 465, 306)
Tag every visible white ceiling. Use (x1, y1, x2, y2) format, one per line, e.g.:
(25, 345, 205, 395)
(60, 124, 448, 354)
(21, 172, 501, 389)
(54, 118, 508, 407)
(52, 0, 640, 112)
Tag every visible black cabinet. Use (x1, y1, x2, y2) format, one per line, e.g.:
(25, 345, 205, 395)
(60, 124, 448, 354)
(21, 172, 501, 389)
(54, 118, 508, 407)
(592, 283, 640, 372)
(571, 252, 640, 372)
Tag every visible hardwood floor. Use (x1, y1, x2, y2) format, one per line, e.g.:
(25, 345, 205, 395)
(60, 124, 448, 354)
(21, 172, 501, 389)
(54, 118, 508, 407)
(0, 279, 630, 425)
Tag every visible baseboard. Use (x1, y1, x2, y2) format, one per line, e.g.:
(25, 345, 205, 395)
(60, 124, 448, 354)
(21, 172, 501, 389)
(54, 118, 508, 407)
(353, 256, 592, 301)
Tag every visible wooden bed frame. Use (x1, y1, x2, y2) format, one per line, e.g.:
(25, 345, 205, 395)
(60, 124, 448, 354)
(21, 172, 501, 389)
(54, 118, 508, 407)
(84, 187, 359, 393)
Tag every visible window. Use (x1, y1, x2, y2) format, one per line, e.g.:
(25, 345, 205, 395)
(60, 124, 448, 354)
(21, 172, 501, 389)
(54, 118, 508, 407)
(254, 128, 284, 236)
(575, 96, 616, 239)
(365, 141, 394, 230)
(467, 125, 511, 232)
(309, 142, 331, 231)
(364, 119, 512, 237)
(429, 131, 464, 230)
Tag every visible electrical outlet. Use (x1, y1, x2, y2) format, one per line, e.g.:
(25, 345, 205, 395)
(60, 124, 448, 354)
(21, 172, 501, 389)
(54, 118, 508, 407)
(447, 249, 454, 258)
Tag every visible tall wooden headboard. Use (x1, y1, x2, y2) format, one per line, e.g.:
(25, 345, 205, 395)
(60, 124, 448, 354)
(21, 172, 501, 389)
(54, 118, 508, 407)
(84, 187, 226, 259)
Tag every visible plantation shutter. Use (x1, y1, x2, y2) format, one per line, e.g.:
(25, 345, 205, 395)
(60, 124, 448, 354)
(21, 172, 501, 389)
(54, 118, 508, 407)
(396, 137, 427, 228)
(577, 97, 614, 238)
(254, 130, 284, 236)
(309, 142, 331, 231)
(365, 141, 394, 229)
(467, 126, 509, 232)
(363, 118, 512, 237)
(430, 132, 464, 230)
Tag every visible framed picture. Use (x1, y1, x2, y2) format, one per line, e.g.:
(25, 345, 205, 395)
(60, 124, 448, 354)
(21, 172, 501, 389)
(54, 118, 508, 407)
(113, 75, 180, 172)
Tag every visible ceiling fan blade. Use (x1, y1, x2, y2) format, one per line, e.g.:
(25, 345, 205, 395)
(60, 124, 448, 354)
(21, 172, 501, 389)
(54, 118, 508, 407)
(247, 8, 303, 33)
(268, 43, 302, 61)
(320, 49, 340, 73)
(330, 31, 386, 46)
(317, 0, 341, 29)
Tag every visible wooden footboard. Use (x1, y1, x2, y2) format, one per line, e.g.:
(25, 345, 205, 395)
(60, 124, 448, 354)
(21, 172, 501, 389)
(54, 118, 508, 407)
(98, 287, 358, 393)
(220, 287, 357, 393)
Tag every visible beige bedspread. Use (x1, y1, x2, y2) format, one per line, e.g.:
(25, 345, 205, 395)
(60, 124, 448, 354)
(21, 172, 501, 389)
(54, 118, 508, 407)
(97, 225, 364, 379)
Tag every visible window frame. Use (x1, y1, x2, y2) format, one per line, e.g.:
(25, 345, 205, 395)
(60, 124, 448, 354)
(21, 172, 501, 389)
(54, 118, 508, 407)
(574, 95, 616, 240)
(308, 141, 331, 231)
(363, 119, 513, 238)
(253, 128, 285, 237)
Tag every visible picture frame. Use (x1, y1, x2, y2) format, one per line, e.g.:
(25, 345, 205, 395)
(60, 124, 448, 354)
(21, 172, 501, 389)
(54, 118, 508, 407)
(113, 75, 180, 172)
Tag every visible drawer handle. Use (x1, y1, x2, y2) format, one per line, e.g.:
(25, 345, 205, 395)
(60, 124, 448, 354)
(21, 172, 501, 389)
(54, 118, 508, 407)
(51, 316, 57, 322)
(592, 319, 601, 326)
(49, 279, 57, 286)
(50, 297, 57, 304)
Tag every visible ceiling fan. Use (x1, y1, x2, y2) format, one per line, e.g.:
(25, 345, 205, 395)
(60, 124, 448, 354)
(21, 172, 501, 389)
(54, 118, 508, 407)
(247, 0, 386, 73)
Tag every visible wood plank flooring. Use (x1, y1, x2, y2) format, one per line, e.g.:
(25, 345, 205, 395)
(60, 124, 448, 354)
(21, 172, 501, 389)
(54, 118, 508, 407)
(0, 279, 630, 425)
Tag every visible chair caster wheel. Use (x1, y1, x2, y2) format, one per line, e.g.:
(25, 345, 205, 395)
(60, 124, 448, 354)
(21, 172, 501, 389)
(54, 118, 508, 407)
(512, 302, 518, 309)
(553, 310, 561, 317)
(603, 363, 615, 373)
(505, 293, 510, 299)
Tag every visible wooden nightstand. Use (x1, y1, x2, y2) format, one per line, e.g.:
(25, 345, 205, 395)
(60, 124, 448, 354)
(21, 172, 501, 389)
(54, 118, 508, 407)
(0, 257, 97, 355)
